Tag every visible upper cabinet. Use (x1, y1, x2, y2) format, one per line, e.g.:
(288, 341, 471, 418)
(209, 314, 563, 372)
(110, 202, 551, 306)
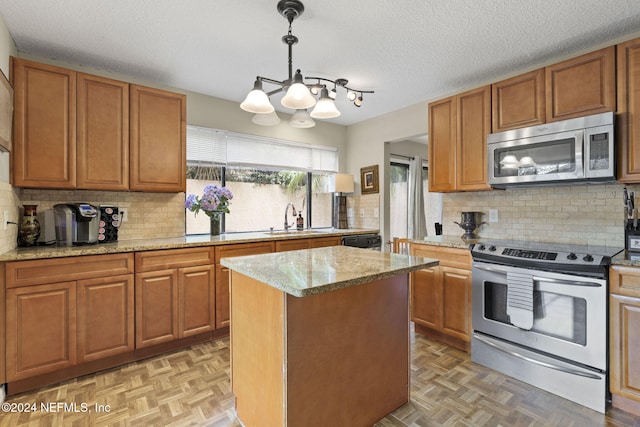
(492, 68, 545, 132)
(545, 46, 616, 122)
(10, 57, 186, 192)
(130, 85, 186, 192)
(428, 86, 492, 192)
(12, 58, 77, 188)
(617, 37, 640, 183)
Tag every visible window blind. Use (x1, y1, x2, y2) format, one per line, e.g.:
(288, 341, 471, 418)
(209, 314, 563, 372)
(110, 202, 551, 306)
(186, 125, 338, 173)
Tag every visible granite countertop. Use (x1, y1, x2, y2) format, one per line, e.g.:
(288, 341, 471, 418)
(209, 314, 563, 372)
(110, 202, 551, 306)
(408, 235, 481, 249)
(0, 228, 379, 262)
(612, 251, 640, 267)
(221, 245, 439, 297)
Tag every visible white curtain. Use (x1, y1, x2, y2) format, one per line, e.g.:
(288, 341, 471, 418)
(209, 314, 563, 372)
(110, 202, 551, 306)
(408, 156, 428, 239)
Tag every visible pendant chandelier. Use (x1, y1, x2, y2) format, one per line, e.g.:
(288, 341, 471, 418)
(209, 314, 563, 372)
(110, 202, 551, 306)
(240, 0, 374, 128)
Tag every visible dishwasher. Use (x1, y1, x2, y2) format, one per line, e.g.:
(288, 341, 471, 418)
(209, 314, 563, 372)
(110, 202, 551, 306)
(341, 233, 382, 250)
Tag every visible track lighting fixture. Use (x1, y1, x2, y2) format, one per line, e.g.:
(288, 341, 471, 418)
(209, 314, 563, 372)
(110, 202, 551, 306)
(240, 0, 374, 127)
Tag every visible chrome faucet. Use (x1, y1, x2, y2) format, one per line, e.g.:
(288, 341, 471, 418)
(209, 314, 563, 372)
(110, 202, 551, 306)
(284, 203, 297, 231)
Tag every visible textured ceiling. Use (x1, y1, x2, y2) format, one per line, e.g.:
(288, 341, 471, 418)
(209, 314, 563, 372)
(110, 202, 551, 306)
(1, 0, 640, 126)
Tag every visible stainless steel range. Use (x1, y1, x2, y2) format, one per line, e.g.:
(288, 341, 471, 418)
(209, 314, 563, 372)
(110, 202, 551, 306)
(470, 240, 623, 413)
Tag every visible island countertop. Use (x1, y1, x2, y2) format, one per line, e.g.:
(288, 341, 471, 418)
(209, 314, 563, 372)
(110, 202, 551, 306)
(221, 245, 438, 297)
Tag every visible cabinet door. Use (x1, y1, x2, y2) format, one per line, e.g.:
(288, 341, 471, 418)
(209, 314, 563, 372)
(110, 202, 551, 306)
(135, 269, 179, 348)
(77, 73, 129, 190)
(410, 267, 442, 330)
(545, 46, 616, 122)
(179, 265, 215, 337)
(428, 96, 457, 192)
(77, 274, 134, 362)
(6, 282, 76, 381)
(456, 86, 491, 191)
(617, 37, 640, 183)
(130, 84, 186, 192)
(610, 294, 640, 401)
(492, 68, 545, 132)
(11, 57, 76, 188)
(441, 266, 472, 342)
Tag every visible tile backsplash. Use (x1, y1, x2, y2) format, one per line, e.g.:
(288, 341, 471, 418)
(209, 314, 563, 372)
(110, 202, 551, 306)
(20, 189, 186, 241)
(442, 183, 629, 247)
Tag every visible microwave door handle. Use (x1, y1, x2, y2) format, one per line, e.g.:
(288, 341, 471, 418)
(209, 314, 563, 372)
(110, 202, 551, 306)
(533, 276, 602, 288)
(472, 264, 513, 275)
(473, 334, 602, 380)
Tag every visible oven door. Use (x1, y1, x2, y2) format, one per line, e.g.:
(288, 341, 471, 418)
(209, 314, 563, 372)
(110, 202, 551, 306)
(488, 130, 584, 186)
(472, 261, 607, 370)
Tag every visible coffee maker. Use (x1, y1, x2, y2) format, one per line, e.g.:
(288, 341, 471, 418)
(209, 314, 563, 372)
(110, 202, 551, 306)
(53, 203, 100, 245)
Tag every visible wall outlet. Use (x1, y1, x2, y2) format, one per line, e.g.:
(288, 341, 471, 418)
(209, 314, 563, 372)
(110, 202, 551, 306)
(119, 208, 128, 222)
(347, 208, 353, 218)
(360, 208, 365, 218)
(489, 209, 498, 223)
(373, 207, 379, 218)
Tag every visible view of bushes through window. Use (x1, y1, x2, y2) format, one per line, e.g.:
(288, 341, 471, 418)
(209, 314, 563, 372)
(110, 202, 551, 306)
(185, 165, 333, 234)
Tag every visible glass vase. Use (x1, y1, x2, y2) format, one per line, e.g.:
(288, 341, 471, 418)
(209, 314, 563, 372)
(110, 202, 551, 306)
(18, 204, 40, 247)
(210, 212, 222, 236)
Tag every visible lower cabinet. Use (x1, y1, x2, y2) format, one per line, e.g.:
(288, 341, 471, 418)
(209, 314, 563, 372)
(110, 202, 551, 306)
(409, 244, 472, 351)
(609, 265, 640, 416)
(4, 254, 134, 381)
(135, 247, 215, 348)
(275, 236, 342, 252)
(215, 242, 274, 329)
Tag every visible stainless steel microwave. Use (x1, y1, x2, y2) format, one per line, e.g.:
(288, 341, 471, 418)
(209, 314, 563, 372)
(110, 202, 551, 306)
(487, 112, 615, 187)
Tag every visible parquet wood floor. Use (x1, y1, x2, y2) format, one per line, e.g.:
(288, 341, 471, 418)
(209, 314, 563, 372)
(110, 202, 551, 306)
(1, 329, 639, 427)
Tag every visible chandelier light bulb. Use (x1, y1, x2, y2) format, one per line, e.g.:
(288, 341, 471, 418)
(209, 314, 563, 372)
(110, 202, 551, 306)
(310, 88, 341, 119)
(240, 80, 275, 114)
(281, 71, 316, 110)
(347, 90, 357, 101)
(354, 94, 363, 107)
(252, 110, 281, 126)
(289, 109, 316, 128)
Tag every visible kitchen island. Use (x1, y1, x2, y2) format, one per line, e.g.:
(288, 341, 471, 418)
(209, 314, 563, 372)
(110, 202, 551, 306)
(221, 246, 438, 427)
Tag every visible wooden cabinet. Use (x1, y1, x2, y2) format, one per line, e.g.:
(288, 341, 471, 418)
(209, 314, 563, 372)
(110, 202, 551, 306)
(492, 68, 545, 132)
(546, 46, 616, 122)
(11, 57, 76, 188)
(77, 274, 134, 362)
(215, 242, 274, 328)
(76, 72, 129, 190)
(609, 265, 640, 416)
(428, 86, 491, 192)
(617, 37, 640, 183)
(10, 57, 185, 192)
(135, 247, 215, 348)
(4, 253, 134, 381)
(409, 244, 472, 351)
(275, 236, 342, 252)
(129, 84, 186, 192)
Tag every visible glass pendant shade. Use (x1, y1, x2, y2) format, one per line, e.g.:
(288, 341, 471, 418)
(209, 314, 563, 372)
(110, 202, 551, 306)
(289, 109, 315, 128)
(310, 88, 341, 119)
(241, 80, 275, 114)
(281, 72, 316, 110)
(251, 111, 281, 126)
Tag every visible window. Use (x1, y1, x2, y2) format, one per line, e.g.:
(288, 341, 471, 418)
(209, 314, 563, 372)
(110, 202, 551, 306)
(186, 126, 337, 235)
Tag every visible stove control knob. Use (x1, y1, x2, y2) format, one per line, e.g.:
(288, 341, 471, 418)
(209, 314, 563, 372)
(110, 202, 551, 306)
(583, 254, 594, 263)
(478, 244, 486, 251)
(567, 253, 577, 260)
(489, 245, 497, 252)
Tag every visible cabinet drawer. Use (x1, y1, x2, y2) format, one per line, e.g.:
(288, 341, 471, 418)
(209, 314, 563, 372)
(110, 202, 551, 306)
(5, 253, 134, 288)
(410, 244, 471, 270)
(135, 247, 214, 272)
(610, 265, 640, 298)
(215, 242, 274, 262)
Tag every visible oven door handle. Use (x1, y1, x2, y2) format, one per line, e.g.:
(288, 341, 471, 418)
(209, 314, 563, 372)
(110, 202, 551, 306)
(533, 276, 602, 288)
(474, 334, 602, 380)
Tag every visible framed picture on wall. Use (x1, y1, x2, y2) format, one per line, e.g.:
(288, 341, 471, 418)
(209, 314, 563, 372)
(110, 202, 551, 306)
(0, 69, 12, 152)
(360, 164, 379, 194)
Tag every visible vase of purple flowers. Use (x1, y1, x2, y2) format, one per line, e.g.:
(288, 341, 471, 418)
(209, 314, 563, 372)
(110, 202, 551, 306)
(185, 184, 233, 236)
